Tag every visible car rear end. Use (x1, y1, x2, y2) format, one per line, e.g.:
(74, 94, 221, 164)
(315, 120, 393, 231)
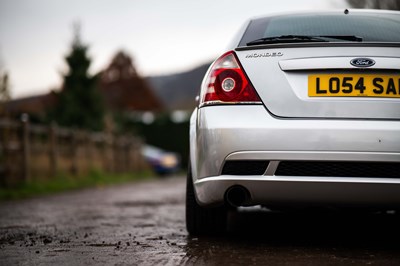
(186, 9, 400, 235)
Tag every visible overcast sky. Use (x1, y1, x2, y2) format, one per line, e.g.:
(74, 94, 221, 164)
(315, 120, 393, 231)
(0, 0, 348, 98)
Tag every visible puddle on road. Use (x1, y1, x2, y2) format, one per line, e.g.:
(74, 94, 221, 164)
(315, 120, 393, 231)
(50, 249, 71, 252)
(114, 199, 182, 208)
(133, 223, 155, 228)
(87, 243, 118, 247)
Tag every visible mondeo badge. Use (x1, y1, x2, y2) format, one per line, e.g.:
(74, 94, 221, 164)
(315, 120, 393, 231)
(350, 58, 375, 67)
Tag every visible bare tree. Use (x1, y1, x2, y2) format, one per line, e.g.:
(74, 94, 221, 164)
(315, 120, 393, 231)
(347, 0, 400, 10)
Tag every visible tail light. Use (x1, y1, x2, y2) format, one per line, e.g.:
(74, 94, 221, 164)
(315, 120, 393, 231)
(199, 51, 262, 106)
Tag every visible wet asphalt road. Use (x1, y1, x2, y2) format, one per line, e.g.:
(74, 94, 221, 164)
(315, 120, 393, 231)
(1, 175, 400, 265)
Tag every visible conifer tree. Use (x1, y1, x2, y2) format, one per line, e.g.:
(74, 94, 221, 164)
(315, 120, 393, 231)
(50, 24, 104, 131)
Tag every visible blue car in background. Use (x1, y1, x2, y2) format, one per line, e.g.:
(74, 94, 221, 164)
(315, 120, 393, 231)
(141, 145, 180, 175)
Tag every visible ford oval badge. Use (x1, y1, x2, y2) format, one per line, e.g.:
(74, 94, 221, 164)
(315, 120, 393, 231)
(350, 58, 375, 68)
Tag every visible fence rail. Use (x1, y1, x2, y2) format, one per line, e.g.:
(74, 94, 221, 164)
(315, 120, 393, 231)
(0, 116, 147, 186)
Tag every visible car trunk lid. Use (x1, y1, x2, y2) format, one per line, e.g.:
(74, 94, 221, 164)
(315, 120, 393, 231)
(235, 45, 400, 119)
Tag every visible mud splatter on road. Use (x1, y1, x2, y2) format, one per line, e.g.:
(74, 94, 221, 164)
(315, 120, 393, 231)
(1, 176, 400, 265)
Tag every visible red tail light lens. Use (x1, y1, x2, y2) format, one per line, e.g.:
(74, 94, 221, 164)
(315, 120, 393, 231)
(200, 51, 261, 106)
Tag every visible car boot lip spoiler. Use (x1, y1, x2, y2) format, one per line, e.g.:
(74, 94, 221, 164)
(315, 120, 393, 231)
(235, 42, 400, 51)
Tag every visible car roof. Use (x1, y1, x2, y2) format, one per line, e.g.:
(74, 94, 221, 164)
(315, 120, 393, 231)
(249, 9, 400, 21)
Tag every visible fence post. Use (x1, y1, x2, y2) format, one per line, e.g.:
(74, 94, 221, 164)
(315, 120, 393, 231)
(85, 132, 92, 173)
(21, 113, 31, 182)
(107, 133, 114, 173)
(132, 137, 139, 172)
(70, 129, 78, 175)
(125, 138, 130, 172)
(131, 137, 141, 172)
(0, 119, 9, 185)
(49, 122, 58, 177)
(113, 136, 120, 173)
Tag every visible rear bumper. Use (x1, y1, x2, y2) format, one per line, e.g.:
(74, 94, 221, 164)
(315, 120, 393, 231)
(191, 106, 400, 180)
(194, 175, 400, 207)
(190, 105, 400, 207)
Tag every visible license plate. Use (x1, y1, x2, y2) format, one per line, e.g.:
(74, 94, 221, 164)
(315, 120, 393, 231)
(308, 74, 400, 98)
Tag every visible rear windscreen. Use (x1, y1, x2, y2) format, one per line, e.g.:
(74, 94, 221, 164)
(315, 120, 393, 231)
(239, 13, 400, 46)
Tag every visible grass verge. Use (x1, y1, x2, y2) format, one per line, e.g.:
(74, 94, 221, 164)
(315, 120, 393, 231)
(0, 169, 153, 201)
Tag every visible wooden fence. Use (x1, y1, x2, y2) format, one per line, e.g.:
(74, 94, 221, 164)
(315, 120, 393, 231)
(0, 115, 147, 186)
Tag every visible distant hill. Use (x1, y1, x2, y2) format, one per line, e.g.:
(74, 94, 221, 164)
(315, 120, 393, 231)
(146, 62, 211, 110)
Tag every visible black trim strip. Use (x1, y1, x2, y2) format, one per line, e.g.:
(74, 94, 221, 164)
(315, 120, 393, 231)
(275, 161, 400, 178)
(222, 160, 270, 175)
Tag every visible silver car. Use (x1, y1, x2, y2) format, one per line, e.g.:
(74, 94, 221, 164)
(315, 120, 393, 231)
(186, 9, 400, 235)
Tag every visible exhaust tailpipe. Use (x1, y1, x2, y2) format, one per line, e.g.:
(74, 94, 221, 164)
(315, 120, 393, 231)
(225, 186, 250, 207)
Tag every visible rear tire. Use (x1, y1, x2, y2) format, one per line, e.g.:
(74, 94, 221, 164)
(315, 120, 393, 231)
(186, 162, 227, 235)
